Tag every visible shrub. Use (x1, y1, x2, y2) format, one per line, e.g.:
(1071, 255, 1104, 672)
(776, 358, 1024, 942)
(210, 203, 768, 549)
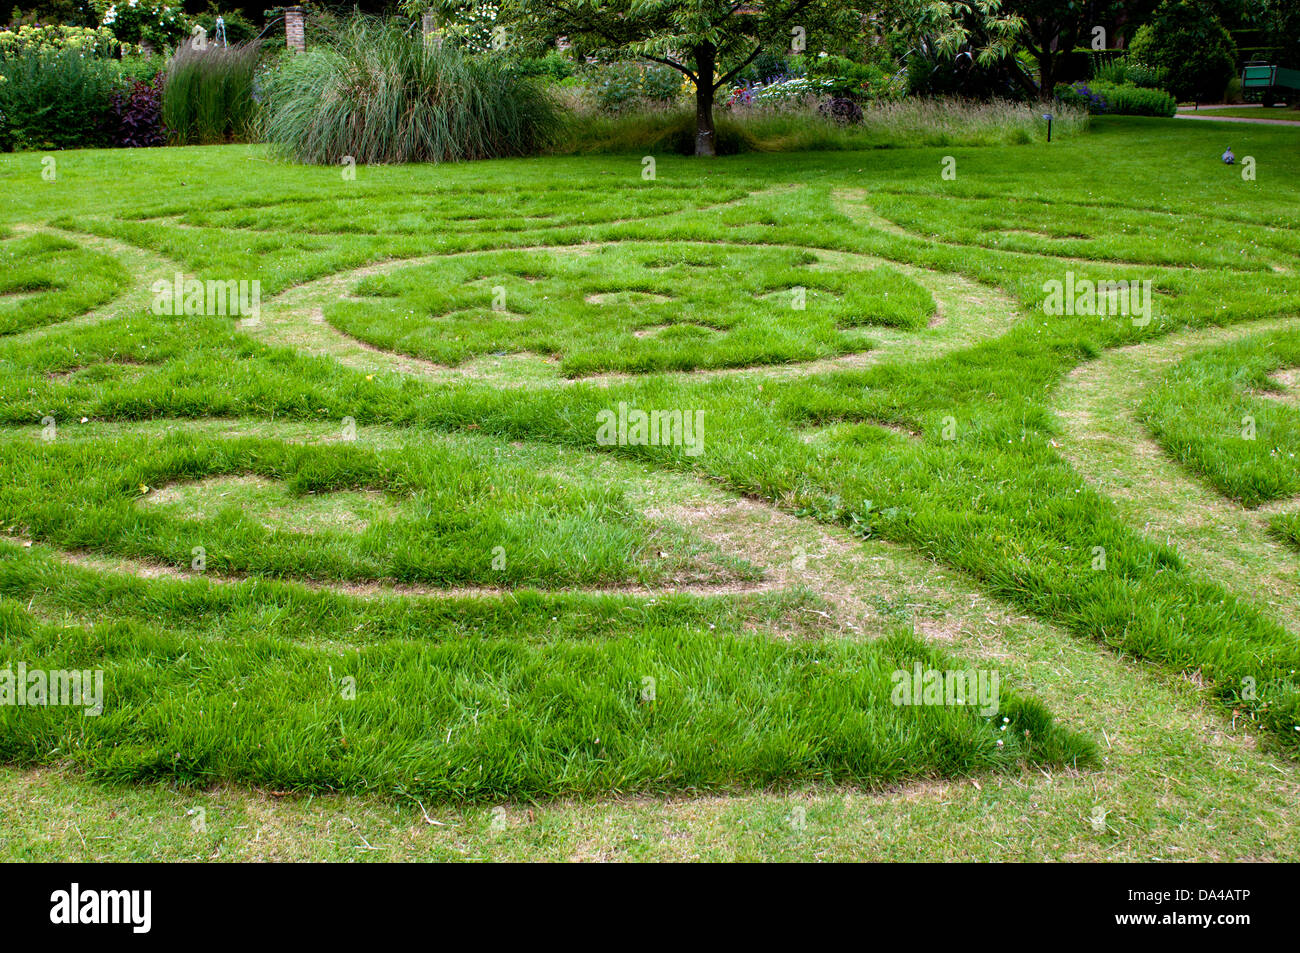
(1128, 0, 1236, 103)
(588, 60, 682, 114)
(809, 53, 875, 97)
(508, 51, 574, 83)
(114, 52, 166, 84)
(1090, 56, 1171, 92)
(745, 75, 829, 108)
(781, 48, 908, 102)
(905, 47, 1026, 101)
(1055, 80, 1177, 117)
(0, 48, 115, 150)
(161, 41, 259, 144)
(857, 66, 908, 102)
(106, 73, 165, 147)
(731, 49, 792, 87)
(1090, 58, 1127, 85)
(793, 53, 905, 101)
(88, 0, 191, 53)
(818, 97, 864, 124)
(422, 0, 500, 54)
(1054, 81, 1107, 113)
(1253, 0, 1300, 70)
(1126, 61, 1172, 90)
(261, 17, 564, 164)
(1091, 81, 1177, 117)
(0, 24, 118, 58)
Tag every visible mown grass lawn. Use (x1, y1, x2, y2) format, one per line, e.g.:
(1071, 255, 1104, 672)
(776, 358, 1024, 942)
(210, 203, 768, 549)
(1178, 105, 1300, 122)
(1, 116, 1298, 860)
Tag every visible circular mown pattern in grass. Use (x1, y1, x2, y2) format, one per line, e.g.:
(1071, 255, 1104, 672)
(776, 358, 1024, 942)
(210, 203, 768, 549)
(1139, 326, 1300, 507)
(12, 144, 1298, 814)
(326, 242, 936, 376)
(0, 425, 749, 588)
(0, 232, 131, 336)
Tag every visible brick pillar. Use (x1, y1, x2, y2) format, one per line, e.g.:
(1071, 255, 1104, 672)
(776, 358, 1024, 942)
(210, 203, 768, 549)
(285, 6, 306, 52)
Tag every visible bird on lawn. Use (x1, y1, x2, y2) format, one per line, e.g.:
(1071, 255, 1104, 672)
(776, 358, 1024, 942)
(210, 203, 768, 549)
(1222, 147, 1235, 164)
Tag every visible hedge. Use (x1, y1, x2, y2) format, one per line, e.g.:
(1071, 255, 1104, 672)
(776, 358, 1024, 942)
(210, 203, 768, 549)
(1055, 81, 1177, 118)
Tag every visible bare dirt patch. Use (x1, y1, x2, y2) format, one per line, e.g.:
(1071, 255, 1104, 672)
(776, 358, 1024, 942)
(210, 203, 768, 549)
(585, 291, 674, 305)
(631, 322, 719, 339)
(1262, 366, 1300, 406)
(140, 474, 391, 535)
(17, 537, 783, 601)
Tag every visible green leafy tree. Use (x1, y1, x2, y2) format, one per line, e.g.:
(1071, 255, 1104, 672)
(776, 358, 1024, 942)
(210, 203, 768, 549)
(413, 1, 1031, 151)
(491, 0, 871, 156)
(890, 1, 1031, 97)
(1245, 0, 1300, 68)
(1129, 0, 1237, 103)
(993, 1, 1162, 97)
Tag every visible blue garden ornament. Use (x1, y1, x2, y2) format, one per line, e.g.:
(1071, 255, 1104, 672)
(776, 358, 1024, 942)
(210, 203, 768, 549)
(1222, 147, 1235, 165)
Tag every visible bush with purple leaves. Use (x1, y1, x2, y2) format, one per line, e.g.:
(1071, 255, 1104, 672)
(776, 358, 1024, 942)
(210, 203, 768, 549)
(107, 73, 166, 148)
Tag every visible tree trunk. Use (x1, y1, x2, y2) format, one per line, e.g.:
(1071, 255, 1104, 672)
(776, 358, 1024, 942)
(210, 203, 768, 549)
(1007, 58, 1041, 100)
(693, 44, 717, 157)
(1037, 50, 1056, 100)
(1028, 22, 1059, 102)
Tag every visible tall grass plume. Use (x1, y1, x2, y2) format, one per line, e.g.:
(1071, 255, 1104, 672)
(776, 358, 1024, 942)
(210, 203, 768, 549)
(262, 18, 563, 165)
(161, 41, 260, 145)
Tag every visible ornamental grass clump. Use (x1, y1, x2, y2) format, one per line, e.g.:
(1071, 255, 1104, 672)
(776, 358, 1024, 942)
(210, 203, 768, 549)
(261, 17, 564, 165)
(161, 41, 261, 145)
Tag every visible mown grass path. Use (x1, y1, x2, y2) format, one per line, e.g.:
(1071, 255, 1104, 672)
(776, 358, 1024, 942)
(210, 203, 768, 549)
(1054, 318, 1300, 636)
(7, 485, 1299, 859)
(2, 118, 1299, 858)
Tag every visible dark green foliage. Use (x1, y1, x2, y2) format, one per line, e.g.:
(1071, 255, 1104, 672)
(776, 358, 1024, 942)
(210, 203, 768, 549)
(1129, 0, 1237, 102)
(508, 51, 575, 82)
(1057, 81, 1177, 117)
(1092, 56, 1170, 90)
(191, 9, 260, 46)
(904, 48, 1026, 101)
(587, 60, 683, 114)
(0, 48, 115, 150)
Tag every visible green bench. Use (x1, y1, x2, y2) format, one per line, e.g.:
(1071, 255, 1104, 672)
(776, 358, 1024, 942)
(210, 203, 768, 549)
(1241, 62, 1300, 107)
